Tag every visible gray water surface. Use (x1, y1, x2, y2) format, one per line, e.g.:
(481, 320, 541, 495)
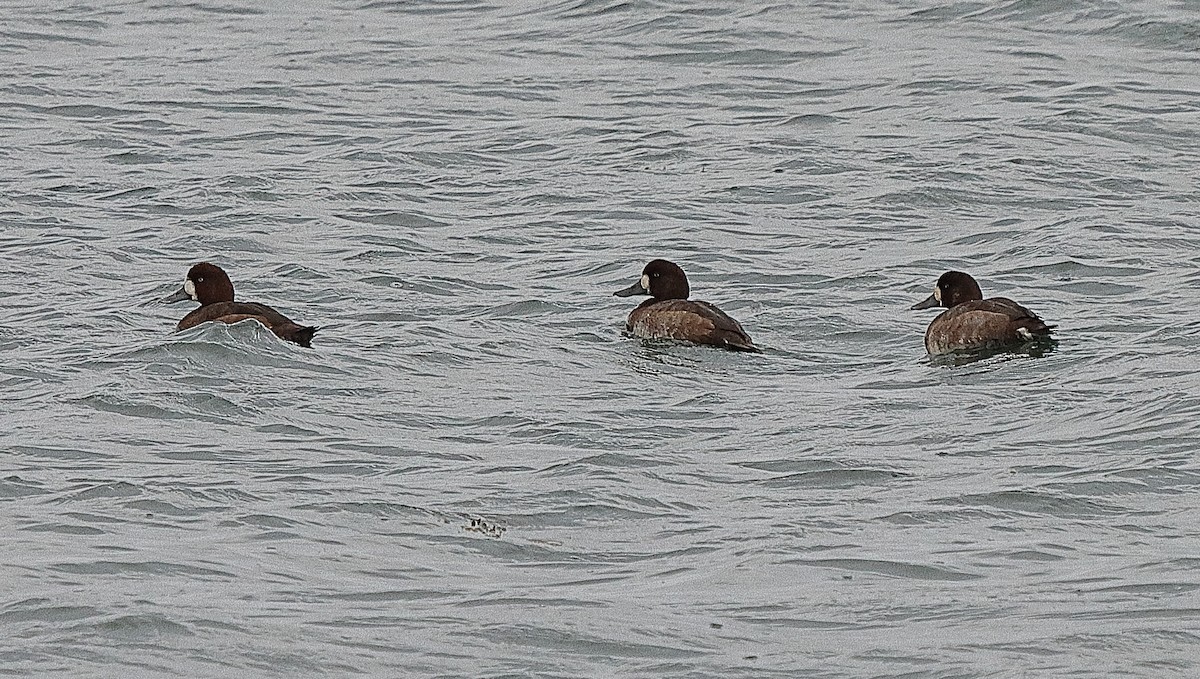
(2, 1, 1200, 677)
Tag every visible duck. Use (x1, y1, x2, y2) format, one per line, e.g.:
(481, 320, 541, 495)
(911, 271, 1053, 355)
(162, 262, 319, 347)
(613, 259, 759, 352)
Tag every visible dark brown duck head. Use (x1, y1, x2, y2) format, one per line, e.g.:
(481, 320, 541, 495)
(911, 271, 983, 310)
(162, 262, 235, 306)
(613, 259, 690, 300)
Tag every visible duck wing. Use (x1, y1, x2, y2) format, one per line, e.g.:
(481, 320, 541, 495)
(926, 298, 1053, 353)
(176, 300, 318, 347)
(629, 299, 759, 352)
(178, 301, 295, 330)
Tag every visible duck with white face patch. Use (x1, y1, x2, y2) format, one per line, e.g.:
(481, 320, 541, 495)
(162, 262, 320, 348)
(613, 259, 759, 353)
(911, 270, 1054, 355)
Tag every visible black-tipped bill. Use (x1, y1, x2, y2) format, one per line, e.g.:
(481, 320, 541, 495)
(161, 286, 191, 304)
(911, 293, 940, 310)
(613, 281, 649, 298)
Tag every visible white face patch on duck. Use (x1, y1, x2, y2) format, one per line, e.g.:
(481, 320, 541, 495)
(184, 278, 197, 301)
(640, 274, 650, 293)
(933, 284, 942, 303)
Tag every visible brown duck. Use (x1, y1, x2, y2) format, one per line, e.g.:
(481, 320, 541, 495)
(911, 271, 1053, 355)
(613, 259, 759, 352)
(162, 262, 319, 347)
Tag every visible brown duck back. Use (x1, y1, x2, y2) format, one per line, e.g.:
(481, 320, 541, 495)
(628, 299, 759, 352)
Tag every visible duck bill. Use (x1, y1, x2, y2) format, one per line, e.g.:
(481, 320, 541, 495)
(161, 286, 191, 304)
(911, 293, 940, 310)
(613, 281, 649, 297)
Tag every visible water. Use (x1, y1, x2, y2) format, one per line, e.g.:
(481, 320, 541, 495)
(2, 0, 1199, 676)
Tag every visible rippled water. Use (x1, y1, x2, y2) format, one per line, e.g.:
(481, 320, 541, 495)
(3, 0, 1199, 676)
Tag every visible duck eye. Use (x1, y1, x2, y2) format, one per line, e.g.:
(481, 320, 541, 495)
(652, 272, 660, 278)
(197, 277, 204, 282)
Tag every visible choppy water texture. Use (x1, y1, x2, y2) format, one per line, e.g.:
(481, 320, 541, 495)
(2, 0, 1199, 676)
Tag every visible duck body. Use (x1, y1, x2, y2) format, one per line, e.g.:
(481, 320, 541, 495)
(614, 259, 759, 353)
(912, 271, 1052, 355)
(163, 262, 318, 348)
(176, 301, 318, 347)
(626, 299, 758, 352)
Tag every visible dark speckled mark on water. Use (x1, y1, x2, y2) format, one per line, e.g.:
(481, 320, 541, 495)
(1, 0, 1199, 677)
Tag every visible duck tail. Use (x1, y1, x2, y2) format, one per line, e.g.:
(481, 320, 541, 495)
(727, 339, 762, 353)
(293, 325, 320, 348)
(1016, 318, 1054, 340)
